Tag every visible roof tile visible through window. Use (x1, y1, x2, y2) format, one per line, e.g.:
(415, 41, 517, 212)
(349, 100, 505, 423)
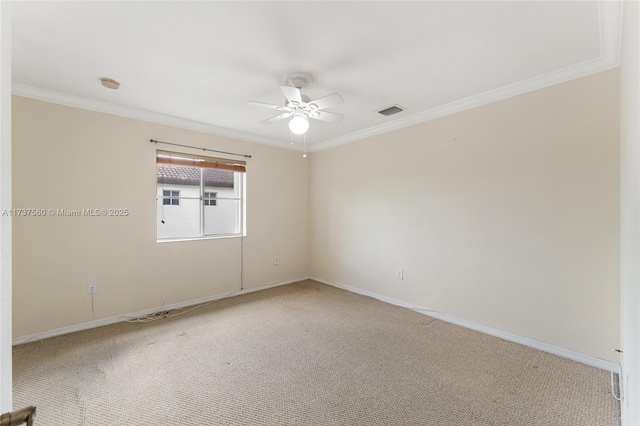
(156, 165, 234, 188)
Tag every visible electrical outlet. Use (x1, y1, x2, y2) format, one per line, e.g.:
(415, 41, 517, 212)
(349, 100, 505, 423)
(396, 269, 404, 280)
(88, 283, 98, 294)
(274, 258, 280, 266)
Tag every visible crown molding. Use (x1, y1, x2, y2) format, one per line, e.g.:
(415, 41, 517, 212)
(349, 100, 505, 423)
(309, 57, 617, 152)
(12, 1, 622, 155)
(599, 0, 623, 66)
(310, 0, 623, 153)
(11, 83, 291, 150)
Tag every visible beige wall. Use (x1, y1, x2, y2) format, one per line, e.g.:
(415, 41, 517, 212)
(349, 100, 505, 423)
(310, 69, 620, 360)
(12, 69, 621, 361)
(12, 97, 309, 338)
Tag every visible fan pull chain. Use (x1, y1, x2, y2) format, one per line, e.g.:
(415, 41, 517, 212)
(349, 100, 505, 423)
(303, 133, 307, 158)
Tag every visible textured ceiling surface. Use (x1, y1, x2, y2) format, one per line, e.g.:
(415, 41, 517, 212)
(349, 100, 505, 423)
(11, 1, 618, 150)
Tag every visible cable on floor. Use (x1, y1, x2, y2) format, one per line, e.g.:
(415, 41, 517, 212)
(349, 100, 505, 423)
(124, 301, 217, 323)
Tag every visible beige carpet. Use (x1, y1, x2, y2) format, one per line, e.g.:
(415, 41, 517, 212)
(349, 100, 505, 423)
(12, 280, 619, 425)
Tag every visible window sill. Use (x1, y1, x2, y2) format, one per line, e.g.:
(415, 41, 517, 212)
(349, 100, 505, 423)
(157, 234, 245, 243)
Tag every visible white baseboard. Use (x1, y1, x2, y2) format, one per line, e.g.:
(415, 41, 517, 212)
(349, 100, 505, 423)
(311, 276, 620, 374)
(12, 276, 310, 346)
(15, 275, 621, 377)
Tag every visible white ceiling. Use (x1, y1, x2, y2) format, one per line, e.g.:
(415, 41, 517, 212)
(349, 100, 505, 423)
(11, 1, 621, 151)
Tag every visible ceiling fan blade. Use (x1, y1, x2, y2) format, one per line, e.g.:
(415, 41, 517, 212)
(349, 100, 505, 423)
(312, 110, 344, 123)
(261, 111, 293, 124)
(249, 101, 288, 111)
(280, 85, 302, 104)
(307, 93, 344, 111)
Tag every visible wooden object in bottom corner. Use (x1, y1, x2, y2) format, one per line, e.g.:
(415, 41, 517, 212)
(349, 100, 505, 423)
(0, 406, 36, 426)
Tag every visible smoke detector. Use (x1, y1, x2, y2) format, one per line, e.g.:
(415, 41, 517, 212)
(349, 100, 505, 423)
(100, 77, 120, 90)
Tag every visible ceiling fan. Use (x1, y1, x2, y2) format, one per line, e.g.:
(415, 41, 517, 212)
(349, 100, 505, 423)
(249, 73, 344, 135)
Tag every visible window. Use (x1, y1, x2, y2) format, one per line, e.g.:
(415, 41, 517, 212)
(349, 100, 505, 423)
(156, 150, 246, 241)
(204, 192, 217, 206)
(162, 190, 180, 206)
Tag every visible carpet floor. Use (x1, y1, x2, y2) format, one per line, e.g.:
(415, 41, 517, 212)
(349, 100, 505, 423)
(12, 280, 620, 425)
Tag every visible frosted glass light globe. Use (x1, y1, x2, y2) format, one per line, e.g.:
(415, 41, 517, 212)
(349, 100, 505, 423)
(289, 114, 309, 135)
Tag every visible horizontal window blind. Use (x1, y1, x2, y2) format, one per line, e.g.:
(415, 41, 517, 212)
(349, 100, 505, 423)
(156, 150, 246, 173)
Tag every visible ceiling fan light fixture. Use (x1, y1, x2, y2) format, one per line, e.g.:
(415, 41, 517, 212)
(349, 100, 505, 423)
(289, 114, 309, 134)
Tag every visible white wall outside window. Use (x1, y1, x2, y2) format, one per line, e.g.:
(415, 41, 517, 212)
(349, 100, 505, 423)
(157, 178, 243, 240)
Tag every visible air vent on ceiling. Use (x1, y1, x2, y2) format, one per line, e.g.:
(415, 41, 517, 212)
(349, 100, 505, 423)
(377, 105, 405, 116)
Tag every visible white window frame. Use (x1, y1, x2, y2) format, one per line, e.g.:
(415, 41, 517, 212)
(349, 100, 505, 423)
(156, 151, 246, 242)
